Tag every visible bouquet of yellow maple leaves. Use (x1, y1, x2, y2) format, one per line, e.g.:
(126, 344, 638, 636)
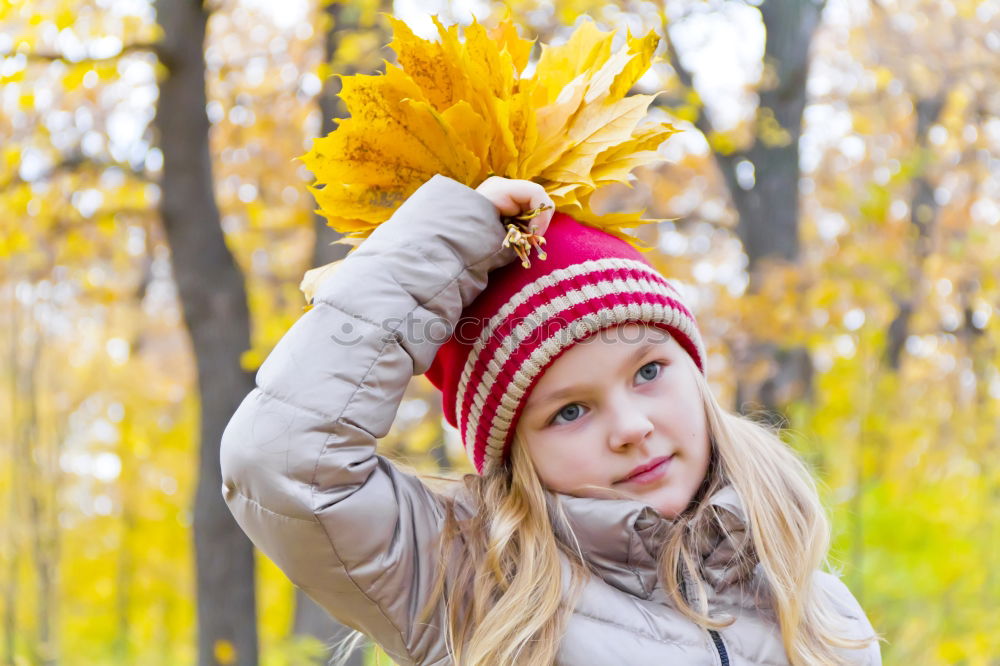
(300, 16, 677, 301)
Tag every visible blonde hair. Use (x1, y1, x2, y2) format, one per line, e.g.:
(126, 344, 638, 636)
(662, 360, 877, 664)
(424, 440, 587, 665)
(420, 348, 876, 665)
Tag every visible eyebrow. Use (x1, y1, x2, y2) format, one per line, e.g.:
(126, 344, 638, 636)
(528, 338, 667, 409)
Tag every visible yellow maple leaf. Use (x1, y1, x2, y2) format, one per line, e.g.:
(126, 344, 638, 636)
(533, 21, 615, 105)
(489, 18, 534, 75)
(538, 94, 659, 185)
(610, 30, 660, 100)
(387, 17, 466, 112)
(591, 122, 680, 185)
(299, 14, 679, 282)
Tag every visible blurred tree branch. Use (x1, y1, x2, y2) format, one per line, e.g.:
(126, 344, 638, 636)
(0, 155, 152, 192)
(4, 42, 161, 64)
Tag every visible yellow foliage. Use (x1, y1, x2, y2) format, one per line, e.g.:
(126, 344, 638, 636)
(54, 8, 74, 30)
(239, 348, 266, 373)
(872, 66, 894, 91)
(2, 147, 20, 172)
(405, 418, 441, 454)
(213, 639, 237, 664)
(755, 107, 792, 148)
(1, 66, 25, 84)
(62, 65, 92, 91)
(707, 130, 738, 155)
(0, 228, 31, 257)
(334, 31, 382, 67)
(301, 17, 677, 244)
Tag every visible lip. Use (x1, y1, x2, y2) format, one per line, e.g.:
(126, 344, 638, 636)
(616, 455, 674, 485)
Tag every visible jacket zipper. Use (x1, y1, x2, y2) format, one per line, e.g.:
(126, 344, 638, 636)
(680, 577, 730, 666)
(708, 629, 730, 666)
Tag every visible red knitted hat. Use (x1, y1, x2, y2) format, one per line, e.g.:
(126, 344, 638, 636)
(426, 212, 706, 473)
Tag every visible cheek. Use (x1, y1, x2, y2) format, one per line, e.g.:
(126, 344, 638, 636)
(652, 374, 710, 466)
(678, 397, 711, 480)
(664, 371, 707, 439)
(685, 401, 709, 455)
(526, 434, 606, 492)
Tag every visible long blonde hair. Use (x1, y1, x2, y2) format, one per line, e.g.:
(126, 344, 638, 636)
(422, 350, 876, 665)
(424, 439, 586, 665)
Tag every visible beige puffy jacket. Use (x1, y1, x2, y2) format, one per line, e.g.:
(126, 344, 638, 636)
(220, 175, 880, 665)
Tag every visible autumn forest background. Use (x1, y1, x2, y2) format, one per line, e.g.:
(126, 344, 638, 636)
(2, 0, 999, 664)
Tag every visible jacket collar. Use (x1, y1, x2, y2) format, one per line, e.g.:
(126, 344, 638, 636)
(556, 485, 757, 602)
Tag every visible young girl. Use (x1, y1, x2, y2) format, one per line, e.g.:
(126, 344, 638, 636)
(220, 174, 880, 665)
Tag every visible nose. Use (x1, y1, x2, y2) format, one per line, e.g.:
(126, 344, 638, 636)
(606, 393, 654, 451)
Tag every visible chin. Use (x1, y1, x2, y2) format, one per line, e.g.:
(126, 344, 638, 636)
(648, 488, 692, 518)
(654, 504, 684, 519)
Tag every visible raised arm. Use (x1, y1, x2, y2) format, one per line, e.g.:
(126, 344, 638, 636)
(219, 174, 550, 663)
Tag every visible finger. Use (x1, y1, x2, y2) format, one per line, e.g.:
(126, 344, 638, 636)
(505, 180, 546, 214)
(496, 181, 544, 218)
(501, 180, 539, 206)
(501, 180, 541, 216)
(492, 193, 522, 217)
(475, 177, 520, 216)
(476, 178, 553, 225)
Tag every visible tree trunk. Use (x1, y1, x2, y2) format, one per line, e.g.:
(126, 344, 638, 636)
(667, 0, 826, 422)
(3, 282, 17, 666)
(153, 1, 258, 664)
(23, 323, 56, 666)
(884, 93, 947, 369)
(730, 0, 825, 272)
(731, 0, 824, 422)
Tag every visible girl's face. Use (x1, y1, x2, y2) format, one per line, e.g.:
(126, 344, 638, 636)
(515, 324, 711, 518)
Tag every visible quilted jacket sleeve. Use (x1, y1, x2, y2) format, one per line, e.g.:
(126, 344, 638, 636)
(219, 174, 513, 665)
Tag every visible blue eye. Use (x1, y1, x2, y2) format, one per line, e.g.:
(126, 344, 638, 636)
(636, 361, 662, 383)
(551, 403, 585, 426)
